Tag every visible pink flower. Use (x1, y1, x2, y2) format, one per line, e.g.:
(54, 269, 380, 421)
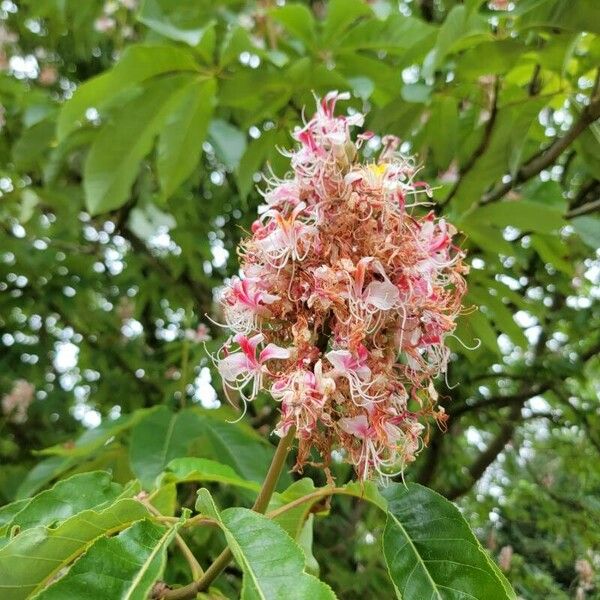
(184, 323, 211, 343)
(326, 345, 382, 406)
(218, 334, 290, 402)
(345, 257, 400, 331)
(272, 361, 335, 439)
(255, 202, 317, 268)
(212, 92, 467, 480)
(222, 277, 278, 334)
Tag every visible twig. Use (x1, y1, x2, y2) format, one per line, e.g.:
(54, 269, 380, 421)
(566, 197, 600, 219)
(442, 77, 500, 207)
(143, 501, 205, 580)
(162, 427, 297, 599)
(480, 95, 600, 205)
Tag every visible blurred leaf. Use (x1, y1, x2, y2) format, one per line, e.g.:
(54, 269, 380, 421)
(382, 483, 515, 600)
(208, 119, 247, 171)
(271, 4, 317, 49)
(236, 129, 279, 200)
(571, 215, 600, 249)
(322, 0, 372, 43)
(423, 5, 488, 79)
(11, 119, 55, 171)
(137, 0, 216, 46)
(83, 73, 193, 214)
(58, 44, 199, 141)
(157, 77, 216, 199)
(338, 15, 435, 55)
(469, 309, 500, 354)
(129, 406, 203, 489)
(530, 234, 573, 275)
(517, 0, 600, 35)
(463, 200, 565, 233)
(35, 519, 178, 600)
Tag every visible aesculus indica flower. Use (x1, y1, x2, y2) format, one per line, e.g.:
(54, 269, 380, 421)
(214, 91, 468, 480)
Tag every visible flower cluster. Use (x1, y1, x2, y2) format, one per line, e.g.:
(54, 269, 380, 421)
(214, 92, 468, 479)
(2, 379, 35, 424)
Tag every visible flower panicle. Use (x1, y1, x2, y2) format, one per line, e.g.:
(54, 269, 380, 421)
(214, 91, 468, 480)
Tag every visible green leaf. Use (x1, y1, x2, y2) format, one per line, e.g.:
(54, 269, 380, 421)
(157, 77, 216, 199)
(137, 0, 217, 46)
(463, 200, 565, 233)
(381, 483, 515, 600)
(0, 499, 149, 600)
(57, 44, 199, 141)
(469, 309, 500, 354)
(530, 234, 573, 275)
(271, 4, 317, 49)
(15, 456, 75, 501)
(12, 119, 55, 171)
(83, 73, 193, 215)
(236, 129, 278, 200)
(338, 15, 435, 55)
(322, 0, 372, 43)
(8, 471, 122, 531)
(37, 411, 150, 458)
(35, 519, 178, 600)
(129, 406, 203, 489)
(208, 119, 247, 171)
(164, 457, 261, 493)
(197, 490, 337, 600)
(467, 286, 528, 348)
(571, 215, 600, 249)
(517, 0, 600, 35)
(452, 97, 547, 211)
(194, 414, 291, 488)
(423, 5, 488, 79)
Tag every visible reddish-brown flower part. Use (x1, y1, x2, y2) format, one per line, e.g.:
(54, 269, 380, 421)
(215, 92, 468, 479)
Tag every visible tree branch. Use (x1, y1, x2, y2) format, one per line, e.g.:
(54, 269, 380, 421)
(444, 403, 522, 501)
(442, 77, 499, 207)
(566, 197, 600, 219)
(447, 383, 551, 418)
(480, 95, 600, 206)
(162, 427, 297, 599)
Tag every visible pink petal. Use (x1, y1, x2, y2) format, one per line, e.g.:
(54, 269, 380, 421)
(339, 414, 370, 438)
(259, 343, 291, 363)
(325, 350, 353, 374)
(218, 353, 254, 381)
(364, 280, 399, 310)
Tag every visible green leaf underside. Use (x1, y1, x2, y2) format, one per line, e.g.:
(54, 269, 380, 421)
(0, 499, 149, 600)
(381, 483, 515, 600)
(34, 519, 177, 600)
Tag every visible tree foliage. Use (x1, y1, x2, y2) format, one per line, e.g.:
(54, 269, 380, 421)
(0, 0, 599, 598)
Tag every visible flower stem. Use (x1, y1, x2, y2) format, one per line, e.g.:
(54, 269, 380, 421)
(162, 426, 296, 599)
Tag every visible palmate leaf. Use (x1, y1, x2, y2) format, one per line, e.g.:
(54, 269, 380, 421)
(0, 498, 149, 600)
(381, 483, 515, 600)
(197, 489, 337, 600)
(57, 44, 199, 141)
(34, 519, 178, 600)
(83, 73, 197, 214)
